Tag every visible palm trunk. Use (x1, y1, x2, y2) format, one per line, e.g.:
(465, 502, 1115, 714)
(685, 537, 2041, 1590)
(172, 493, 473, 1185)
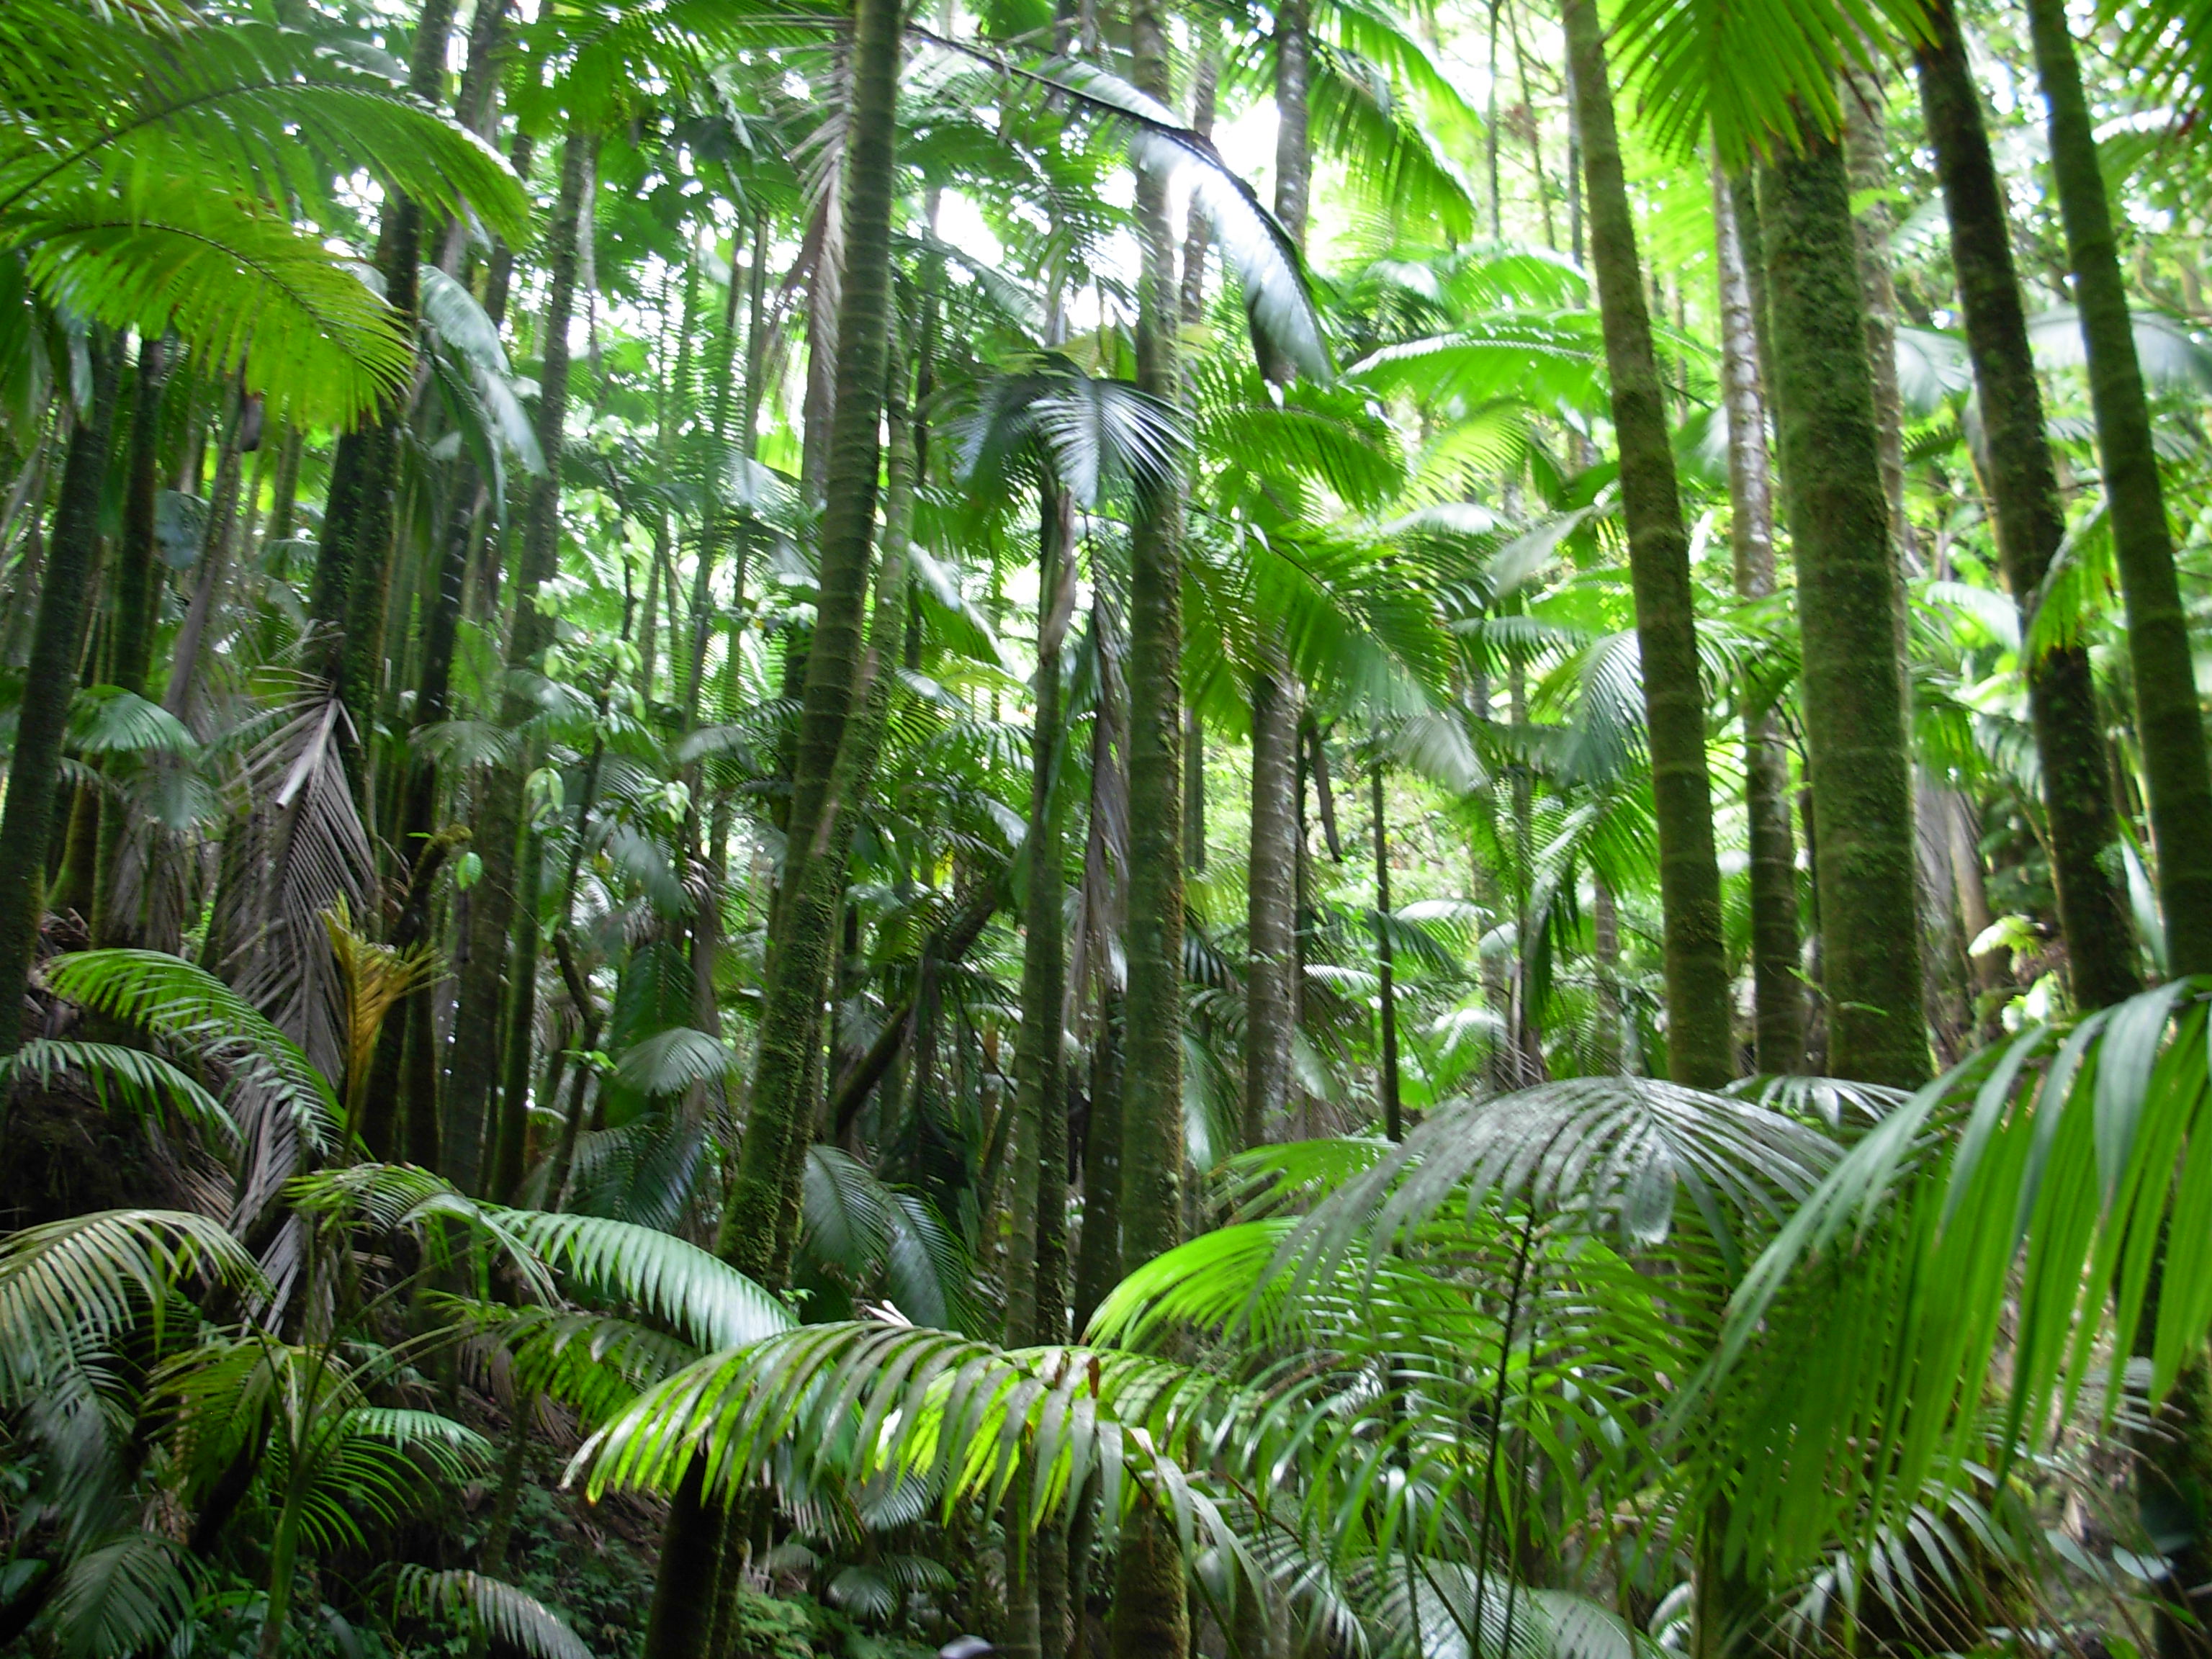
(1371, 763, 1402, 1139)
(92, 335, 173, 944)
(1245, 0, 1310, 1159)
(1843, 69, 1914, 570)
(710, 0, 901, 1284)
(1112, 0, 1190, 1651)
(1011, 485, 1074, 1349)
(1913, 0, 2139, 1010)
(1757, 120, 1928, 1087)
(2022, 0, 2212, 979)
(448, 132, 591, 1196)
(644, 2, 902, 1651)
(1559, 0, 1733, 1089)
(0, 341, 120, 1054)
(1009, 475, 1072, 1659)
(315, 0, 459, 742)
(1713, 170, 1804, 1073)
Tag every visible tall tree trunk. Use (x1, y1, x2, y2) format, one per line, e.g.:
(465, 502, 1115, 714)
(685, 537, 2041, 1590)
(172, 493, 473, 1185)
(1714, 170, 1804, 1073)
(0, 341, 121, 1053)
(2022, 0, 2212, 980)
(1913, 0, 2139, 1010)
(1843, 68, 1914, 571)
(642, 0, 902, 1653)
(448, 132, 592, 1197)
(1245, 0, 1310, 1162)
(1559, 0, 1734, 1089)
(1371, 763, 1401, 1139)
(312, 0, 459, 752)
(1112, 0, 1190, 1651)
(94, 334, 175, 946)
(1009, 479, 1075, 1659)
(1757, 120, 1928, 1088)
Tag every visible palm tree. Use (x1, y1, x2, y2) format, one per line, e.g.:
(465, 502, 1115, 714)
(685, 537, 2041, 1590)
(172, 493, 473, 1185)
(2018, 0, 2212, 983)
(1754, 124, 1927, 1088)
(1712, 173, 1804, 1071)
(1557, 0, 1732, 1089)
(1910, 0, 2139, 1012)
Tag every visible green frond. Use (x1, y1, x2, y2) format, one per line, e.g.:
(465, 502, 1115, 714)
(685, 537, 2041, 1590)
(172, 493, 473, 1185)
(0, 1210, 263, 1399)
(490, 1208, 793, 1352)
(18, 188, 410, 425)
(0, 1040, 238, 1151)
(40, 950, 341, 1152)
(399, 1569, 595, 1659)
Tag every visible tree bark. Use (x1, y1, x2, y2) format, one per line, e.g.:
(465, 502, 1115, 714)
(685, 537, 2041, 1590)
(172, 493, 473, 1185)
(1112, 0, 1190, 1649)
(2022, 0, 2212, 980)
(1714, 170, 1804, 1073)
(0, 341, 121, 1051)
(1560, 0, 1734, 1089)
(447, 132, 591, 1197)
(93, 334, 176, 946)
(1913, 0, 2139, 1011)
(1371, 763, 1401, 1139)
(313, 0, 459, 750)
(1757, 122, 1928, 1087)
(1245, 0, 1310, 1161)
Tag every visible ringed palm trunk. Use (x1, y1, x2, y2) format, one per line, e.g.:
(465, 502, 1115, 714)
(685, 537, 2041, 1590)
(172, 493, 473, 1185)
(1713, 171, 1804, 1072)
(310, 0, 459, 752)
(642, 3, 903, 1657)
(2021, 0, 2212, 979)
(0, 338, 121, 1055)
(2023, 6, 2212, 1632)
(1244, 0, 1309, 1164)
(94, 333, 174, 946)
(1756, 117, 1928, 1089)
(1559, 0, 1733, 1089)
(1912, 0, 2138, 1011)
(1008, 482, 1075, 1659)
(447, 132, 591, 1196)
(1112, 0, 1190, 1654)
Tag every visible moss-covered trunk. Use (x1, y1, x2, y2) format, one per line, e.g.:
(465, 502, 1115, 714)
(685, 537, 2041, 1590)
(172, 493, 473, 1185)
(310, 0, 458, 751)
(94, 334, 175, 947)
(1914, 0, 2138, 1010)
(2021, 0, 2212, 980)
(1560, 0, 1733, 1089)
(0, 340, 120, 1053)
(1713, 171, 1804, 1072)
(447, 132, 591, 1195)
(1245, 0, 1308, 1159)
(1112, 0, 1190, 1650)
(1757, 121, 1928, 1087)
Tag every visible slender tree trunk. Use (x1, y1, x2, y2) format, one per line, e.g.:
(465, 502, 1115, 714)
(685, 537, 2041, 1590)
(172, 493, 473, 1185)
(1914, 0, 2139, 1010)
(1112, 0, 1190, 1649)
(449, 132, 591, 1197)
(1757, 120, 1928, 1087)
(0, 342, 120, 1053)
(644, 0, 902, 1652)
(313, 0, 459, 745)
(2022, 0, 2212, 979)
(1843, 68, 1914, 570)
(94, 335, 174, 945)
(1245, 0, 1310, 1165)
(1011, 495, 1076, 1334)
(1714, 170, 1805, 1072)
(710, 0, 900, 1286)
(1371, 763, 1401, 1139)
(1560, 0, 1734, 1088)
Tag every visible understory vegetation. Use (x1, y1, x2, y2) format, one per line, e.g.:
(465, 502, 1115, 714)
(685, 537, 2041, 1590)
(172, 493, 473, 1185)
(7, 0, 2212, 1654)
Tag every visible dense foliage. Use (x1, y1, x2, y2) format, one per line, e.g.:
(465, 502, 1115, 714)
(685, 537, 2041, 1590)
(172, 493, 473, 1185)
(6, 0, 2212, 1655)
